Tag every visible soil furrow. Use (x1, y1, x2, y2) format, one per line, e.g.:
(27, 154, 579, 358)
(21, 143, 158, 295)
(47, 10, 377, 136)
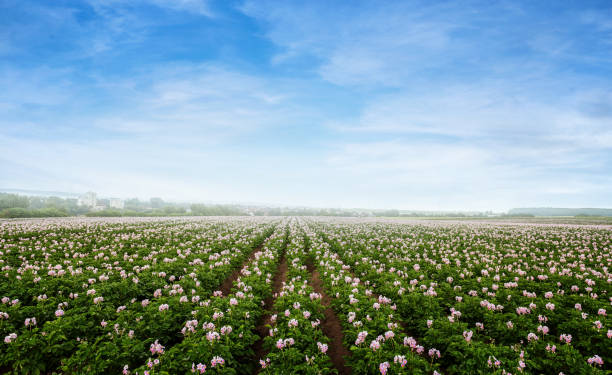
(306, 261, 352, 375)
(219, 243, 265, 296)
(252, 250, 288, 372)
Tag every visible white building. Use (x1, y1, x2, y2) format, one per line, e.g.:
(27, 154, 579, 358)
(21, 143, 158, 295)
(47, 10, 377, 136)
(78, 192, 97, 207)
(109, 198, 124, 209)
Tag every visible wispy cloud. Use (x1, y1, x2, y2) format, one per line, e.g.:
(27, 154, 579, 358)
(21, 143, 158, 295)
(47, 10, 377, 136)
(149, 0, 213, 16)
(321, 138, 612, 210)
(242, 1, 612, 86)
(235, 0, 612, 209)
(330, 83, 612, 145)
(87, 0, 214, 17)
(241, 1, 463, 86)
(0, 60, 328, 202)
(1, 0, 611, 210)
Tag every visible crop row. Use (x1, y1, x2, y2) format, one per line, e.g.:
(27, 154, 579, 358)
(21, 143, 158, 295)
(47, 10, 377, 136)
(311, 220, 610, 374)
(0, 218, 277, 374)
(307, 223, 440, 375)
(0, 217, 609, 375)
(131, 223, 289, 374)
(257, 221, 334, 374)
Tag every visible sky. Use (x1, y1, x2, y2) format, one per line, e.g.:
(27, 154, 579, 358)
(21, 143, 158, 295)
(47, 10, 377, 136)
(1, 0, 611, 211)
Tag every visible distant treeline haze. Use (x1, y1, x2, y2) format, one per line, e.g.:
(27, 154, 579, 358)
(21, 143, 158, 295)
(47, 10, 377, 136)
(0, 193, 397, 218)
(2, 192, 610, 218)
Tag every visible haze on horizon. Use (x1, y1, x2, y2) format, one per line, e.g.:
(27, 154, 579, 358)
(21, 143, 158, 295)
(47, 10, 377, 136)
(1, 0, 611, 212)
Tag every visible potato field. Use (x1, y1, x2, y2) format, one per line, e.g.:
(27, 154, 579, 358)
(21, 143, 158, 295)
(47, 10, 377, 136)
(0, 217, 610, 374)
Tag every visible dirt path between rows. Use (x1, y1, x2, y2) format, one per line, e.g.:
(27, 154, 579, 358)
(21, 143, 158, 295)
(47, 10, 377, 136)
(306, 261, 353, 375)
(219, 242, 266, 296)
(252, 250, 288, 372)
(329, 245, 449, 373)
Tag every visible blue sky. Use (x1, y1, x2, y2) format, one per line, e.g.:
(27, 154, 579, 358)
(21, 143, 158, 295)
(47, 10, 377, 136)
(1, 0, 611, 210)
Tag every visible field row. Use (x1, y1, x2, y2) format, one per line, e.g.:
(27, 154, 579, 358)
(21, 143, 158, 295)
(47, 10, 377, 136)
(0, 217, 610, 374)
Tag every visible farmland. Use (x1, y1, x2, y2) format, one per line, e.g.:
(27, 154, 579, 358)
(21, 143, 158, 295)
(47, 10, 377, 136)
(0, 217, 610, 374)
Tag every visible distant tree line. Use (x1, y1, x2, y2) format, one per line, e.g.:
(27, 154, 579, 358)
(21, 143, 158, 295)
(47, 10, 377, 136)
(1, 193, 387, 218)
(0, 193, 89, 218)
(190, 204, 243, 216)
(508, 207, 612, 217)
(10, 192, 596, 219)
(0, 193, 497, 218)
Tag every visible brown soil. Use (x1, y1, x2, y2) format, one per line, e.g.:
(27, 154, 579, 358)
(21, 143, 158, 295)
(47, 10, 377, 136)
(307, 261, 353, 375)
(219, 244, 264, 296)
(252, 251, 288, 372)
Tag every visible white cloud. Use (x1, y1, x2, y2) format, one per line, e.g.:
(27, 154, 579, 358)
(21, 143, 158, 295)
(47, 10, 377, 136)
(580, 10, 612, 32)
(319, 137, 612, 210)
(148, 0, 213, 16)
(87, 0, 213, 17)
(0, 62, 326, 203)
(241, 1, 461, 86)
(242, 1, 612, 90)
(315, 78, 612, 210)
(329, 82, 612, 150)
(87, 64, 305, 142)
(2, 1, 611, 210)
(0, 67, 75, 108)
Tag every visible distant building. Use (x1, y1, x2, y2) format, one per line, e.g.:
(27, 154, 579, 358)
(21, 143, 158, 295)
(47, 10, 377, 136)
(78, 192, 97, 207)
(109, 198, 124, 209)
